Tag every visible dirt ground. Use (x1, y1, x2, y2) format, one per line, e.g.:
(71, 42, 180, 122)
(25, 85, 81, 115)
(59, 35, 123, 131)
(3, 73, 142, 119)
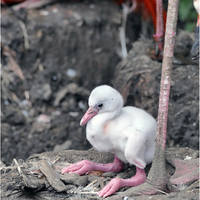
(1, 147, 199, 200)
(1, 0, 199, 199)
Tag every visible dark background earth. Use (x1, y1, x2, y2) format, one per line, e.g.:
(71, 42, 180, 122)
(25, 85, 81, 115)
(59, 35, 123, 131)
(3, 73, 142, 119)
(1, 0, 199, 167)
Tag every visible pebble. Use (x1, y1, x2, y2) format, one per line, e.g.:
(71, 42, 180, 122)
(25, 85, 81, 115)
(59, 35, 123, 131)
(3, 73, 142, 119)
(37, 114, 51, 123)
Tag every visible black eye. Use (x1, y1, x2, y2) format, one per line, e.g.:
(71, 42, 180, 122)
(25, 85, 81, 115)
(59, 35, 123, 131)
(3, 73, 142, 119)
(98, 103, 103, 108)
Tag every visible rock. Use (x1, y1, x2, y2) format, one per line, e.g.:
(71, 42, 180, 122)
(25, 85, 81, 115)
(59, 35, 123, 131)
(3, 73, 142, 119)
(60, 173, 88, 187)
(30, 83, 52, 101)
(30, 121, 51, 133)
(102, 171, 116, 178)
(2, 106, 26, 125)
(53, 140, 72, 152)
(54, 83, 90, 107)
(39, 160, 67, 192)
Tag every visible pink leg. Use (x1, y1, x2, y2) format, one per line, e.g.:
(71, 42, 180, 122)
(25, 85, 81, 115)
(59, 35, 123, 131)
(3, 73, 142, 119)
(98, 167, 146, 198)
(154, 0, 164, 40)
(13, 0, 41, 9)
(61, 155, 124, 175)
(12, 0, 55, 10)
(153, 0, 164, 58)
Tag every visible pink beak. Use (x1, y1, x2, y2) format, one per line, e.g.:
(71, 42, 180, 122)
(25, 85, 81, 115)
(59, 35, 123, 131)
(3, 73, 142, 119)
(80, 106, 98, 126)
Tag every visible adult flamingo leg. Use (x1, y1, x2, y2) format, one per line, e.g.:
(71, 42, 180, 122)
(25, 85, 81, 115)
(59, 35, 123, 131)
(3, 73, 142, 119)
(153, 0, 164, 54)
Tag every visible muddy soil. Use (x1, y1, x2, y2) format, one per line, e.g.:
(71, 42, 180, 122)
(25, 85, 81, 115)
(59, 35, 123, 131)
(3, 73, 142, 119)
(1, 147, 199, 200)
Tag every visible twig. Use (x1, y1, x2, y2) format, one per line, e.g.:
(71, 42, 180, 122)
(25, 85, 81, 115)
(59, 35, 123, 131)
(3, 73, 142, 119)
(13, 158, 23, 175)
(24, 90, 30, 100)
(134, 69, 152, 75)
(5, 190, 22, 197)
(52, 157, 61, 164)
(119, 27, 128, 58)
(75, 191, 98, 195)
(67, 188, 98, 195)
(13, 158, 30, 187)
(18, 20, 29, 50)
(119, 3, 129, 58)
(70, 187, 98, 195)
(121, 68, 152, 74)
(2, 44, 25, 80)
(67, 179, 99, 195)
(85, 179, 97, 188)
(0, 165, 23, 171)
(119, 1, 137, 58)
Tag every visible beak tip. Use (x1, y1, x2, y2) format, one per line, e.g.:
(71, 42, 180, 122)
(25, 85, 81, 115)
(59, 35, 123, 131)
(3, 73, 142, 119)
(80, 119, 84, 127)
(80, 106, 98, 127)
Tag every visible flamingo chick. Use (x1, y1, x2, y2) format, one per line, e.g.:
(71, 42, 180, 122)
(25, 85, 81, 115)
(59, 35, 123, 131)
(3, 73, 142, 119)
(62, 85, 157, 198)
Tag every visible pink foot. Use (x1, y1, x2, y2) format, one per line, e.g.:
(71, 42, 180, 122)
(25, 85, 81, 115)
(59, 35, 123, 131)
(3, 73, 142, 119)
(62, 160, 94, 175)
(98, 167, 146, 198)
(169, 158, 199, 185)
(62, 155, 124, 175)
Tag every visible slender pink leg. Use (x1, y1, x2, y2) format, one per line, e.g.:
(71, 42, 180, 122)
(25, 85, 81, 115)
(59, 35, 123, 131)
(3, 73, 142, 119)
(153, 0, 164, 54)
(13, 0, 41, 9)
(154, 0, 164, 38)
(98, 167, 146, 198)
(13, 0, 55, 10)
(61, 155, 124, 175)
